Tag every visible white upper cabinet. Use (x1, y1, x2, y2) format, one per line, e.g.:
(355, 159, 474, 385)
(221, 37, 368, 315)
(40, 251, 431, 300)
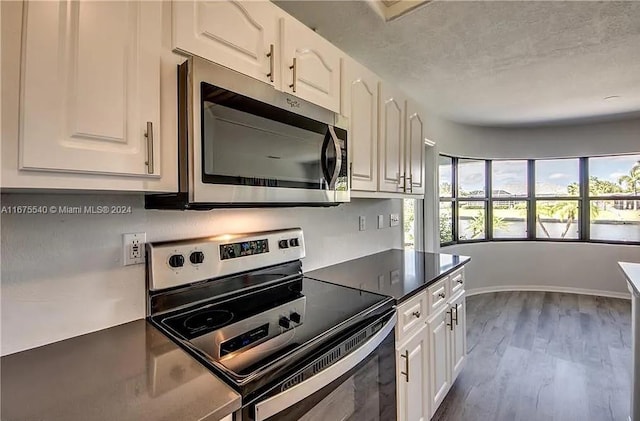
(20, 0, 161, 177)
(280, 17, 342, 112)
(406, 99, 426, 195)
(341, 58, 379, 192)
(378, 82, 406, 193)
(172, 1, 280, 86)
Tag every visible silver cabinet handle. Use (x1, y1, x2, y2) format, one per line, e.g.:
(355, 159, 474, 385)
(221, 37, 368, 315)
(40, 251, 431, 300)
(438, 292, 446, 299)
(289, 58, 297, 92)
(145, 121, 154, 174)
(400, 350, 409, 382)
(398, 173, 406, 192)
(446, 308, 454, 330)
(266, 44, 274, 83)
(412, 311, 421, 318)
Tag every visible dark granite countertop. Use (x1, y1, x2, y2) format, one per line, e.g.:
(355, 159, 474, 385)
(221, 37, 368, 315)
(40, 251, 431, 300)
(1, 320, 241, 421)
(306, 249, 471, 303)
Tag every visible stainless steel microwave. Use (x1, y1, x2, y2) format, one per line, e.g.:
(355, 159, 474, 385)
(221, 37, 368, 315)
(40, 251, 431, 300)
(146, 57, 349, 210)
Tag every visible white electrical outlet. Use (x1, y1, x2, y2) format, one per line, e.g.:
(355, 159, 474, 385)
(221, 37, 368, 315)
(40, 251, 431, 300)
(390, 213, 400, 227)
(377, 215, 384, 229)
(359, 216, 366, 231)
(123, 232, 146, 266)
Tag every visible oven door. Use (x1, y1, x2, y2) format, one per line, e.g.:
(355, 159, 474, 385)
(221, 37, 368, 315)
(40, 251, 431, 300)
(248, 311, 396, 421)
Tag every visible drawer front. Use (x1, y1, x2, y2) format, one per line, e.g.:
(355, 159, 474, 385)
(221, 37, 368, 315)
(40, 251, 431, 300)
(396, 291, 427, 342)
(427, 278, 448, 315)
(450, 268, 465, 297)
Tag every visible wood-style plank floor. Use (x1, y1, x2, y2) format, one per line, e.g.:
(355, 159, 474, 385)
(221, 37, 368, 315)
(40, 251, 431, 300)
(432, 291, 632, 421)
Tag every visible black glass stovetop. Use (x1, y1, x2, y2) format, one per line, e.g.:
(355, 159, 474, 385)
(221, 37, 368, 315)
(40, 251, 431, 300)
(153, 272, 393, 395)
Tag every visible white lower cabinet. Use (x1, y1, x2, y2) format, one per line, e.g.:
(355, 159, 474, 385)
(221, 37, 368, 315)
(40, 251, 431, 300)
(397, 326, 430, 421)
(395, 270, 467, 420)
(427, 304, 451, 413)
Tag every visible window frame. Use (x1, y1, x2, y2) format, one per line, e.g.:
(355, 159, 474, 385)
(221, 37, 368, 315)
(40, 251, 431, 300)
(438, 154, 640, 247)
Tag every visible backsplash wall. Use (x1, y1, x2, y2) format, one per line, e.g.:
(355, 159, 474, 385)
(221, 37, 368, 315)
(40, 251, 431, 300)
(0, 193, 402, 355)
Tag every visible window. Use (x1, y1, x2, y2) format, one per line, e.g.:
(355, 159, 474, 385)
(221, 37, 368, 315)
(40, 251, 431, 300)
(439, 156, 454, 244)
(588, 155, 640, 242)
(403, 199, 417, 249)
(438, 153, 640, 246)
(534, 158, 580, 240)
(492, 160, 528, 239)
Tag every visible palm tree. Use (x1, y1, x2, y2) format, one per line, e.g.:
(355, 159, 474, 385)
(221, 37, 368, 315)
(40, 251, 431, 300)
(537, 201, 599, 239)
(618, 161, 640, 210)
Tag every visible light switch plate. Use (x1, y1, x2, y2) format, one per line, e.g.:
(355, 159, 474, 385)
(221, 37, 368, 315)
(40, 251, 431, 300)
(377, 215, 384, 229)
(390, 213, 400, 227)
(359, 216, 366, 231)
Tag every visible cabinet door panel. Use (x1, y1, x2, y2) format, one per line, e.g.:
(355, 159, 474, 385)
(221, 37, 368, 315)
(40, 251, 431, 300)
(21, 0, 161, 176)
(172, 0, 278, 86)
(281, 17, 341, 112)
(341, 59, 379, 191)
(406, 100, 425, 195)
(397, 327, 429, 421)
(428, 307, 451, 414)
(378, 83, 405, 192)
(451, 294, 467, 380)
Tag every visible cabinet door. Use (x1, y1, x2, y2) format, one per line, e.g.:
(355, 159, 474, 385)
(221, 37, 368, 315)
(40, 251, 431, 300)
(20, 0, 161, 177)
(281, 17, 342, 112)
(427, 306, 451, 414)
(405, 99, 425, 195)
(378, 82, 405, 193)
(341, 58, 379, 191)
(397, 327, 430, 421)
(450, 294, 467, 380)
(172, 0, 279, 86)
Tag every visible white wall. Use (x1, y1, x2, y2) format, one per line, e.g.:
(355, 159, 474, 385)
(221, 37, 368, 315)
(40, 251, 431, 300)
(0, 193, 402, 355)
(426, 115, 640, 295)
(427, 115, 640, 159)
(444, 242, 640, 298)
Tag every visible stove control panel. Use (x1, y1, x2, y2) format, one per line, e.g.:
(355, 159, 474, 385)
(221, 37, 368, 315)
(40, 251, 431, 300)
(146, 228, 305, 291)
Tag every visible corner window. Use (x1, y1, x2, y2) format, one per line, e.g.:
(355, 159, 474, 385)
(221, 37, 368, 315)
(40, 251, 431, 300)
(438, 153, 640, 246)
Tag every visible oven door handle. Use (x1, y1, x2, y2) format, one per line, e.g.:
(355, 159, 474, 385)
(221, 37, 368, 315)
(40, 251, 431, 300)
(254, 312, 397, 421)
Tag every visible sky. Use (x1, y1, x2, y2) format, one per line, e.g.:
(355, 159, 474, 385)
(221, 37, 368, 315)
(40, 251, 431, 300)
(439, 154, 640, 196)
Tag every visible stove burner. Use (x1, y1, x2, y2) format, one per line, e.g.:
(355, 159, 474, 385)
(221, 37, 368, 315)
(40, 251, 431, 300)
(183, 309, 234, 332)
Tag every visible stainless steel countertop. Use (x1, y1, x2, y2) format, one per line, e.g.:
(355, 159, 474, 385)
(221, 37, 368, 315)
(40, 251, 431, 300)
(1, 319, 241, 421)
(620, 261, 640, 296)
(307, 249, 471, 303)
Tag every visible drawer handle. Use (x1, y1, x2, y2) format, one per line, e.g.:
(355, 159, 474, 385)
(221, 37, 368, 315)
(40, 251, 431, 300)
(400, 350, 409, 382)
(289, 58, 297, 92)
(438, 292, 446, 299)
(412, 311, 421, 318)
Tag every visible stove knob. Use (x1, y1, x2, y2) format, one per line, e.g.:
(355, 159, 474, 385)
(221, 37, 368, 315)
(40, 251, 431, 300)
(278, 240, 289, 249)
(289, 238, 299, 247)
(279, 316, 291, 329)
(190, 251, 205, 265)
(289, 312, 301, 324)
(168, 254, 185, 268)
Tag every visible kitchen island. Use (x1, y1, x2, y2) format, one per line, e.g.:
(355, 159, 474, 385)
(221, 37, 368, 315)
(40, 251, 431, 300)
(0, 319, 240, 421)
(619, 262, 640, 421)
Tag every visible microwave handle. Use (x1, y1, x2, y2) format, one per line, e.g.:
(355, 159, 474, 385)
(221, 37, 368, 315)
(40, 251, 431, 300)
(326, 126, 342, 188)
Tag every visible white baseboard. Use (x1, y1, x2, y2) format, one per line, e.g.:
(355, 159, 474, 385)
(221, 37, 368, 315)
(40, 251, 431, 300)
(466, 285, 631, 300)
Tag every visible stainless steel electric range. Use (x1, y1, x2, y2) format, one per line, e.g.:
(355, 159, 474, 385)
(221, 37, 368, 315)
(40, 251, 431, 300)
(146, 228, 397, 421)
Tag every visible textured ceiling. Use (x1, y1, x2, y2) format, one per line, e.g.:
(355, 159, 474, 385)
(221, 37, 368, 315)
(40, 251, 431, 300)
(274, 1, 640, 127)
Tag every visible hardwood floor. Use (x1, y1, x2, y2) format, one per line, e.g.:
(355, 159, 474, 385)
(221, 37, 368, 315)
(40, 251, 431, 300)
(431, 291, 632, 421)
